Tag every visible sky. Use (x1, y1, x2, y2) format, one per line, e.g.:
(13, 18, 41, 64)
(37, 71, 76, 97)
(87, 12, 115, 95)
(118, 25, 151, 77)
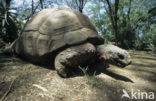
(12, 0, 90, 15)
(12, 0, 106, 18)
(13, 0, 37, 7)
(13, 0, 27, 6)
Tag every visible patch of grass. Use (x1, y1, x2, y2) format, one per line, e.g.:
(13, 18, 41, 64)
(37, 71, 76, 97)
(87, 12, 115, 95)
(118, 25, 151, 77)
(79, 66, 103, 88)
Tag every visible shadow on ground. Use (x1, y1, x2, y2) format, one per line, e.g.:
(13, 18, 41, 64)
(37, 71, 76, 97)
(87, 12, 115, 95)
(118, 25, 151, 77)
(0, 51, 156, 101)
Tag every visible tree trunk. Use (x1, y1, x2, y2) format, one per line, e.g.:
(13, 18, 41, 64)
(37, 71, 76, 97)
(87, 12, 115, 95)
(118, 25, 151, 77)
(32, 0, 34, 15)
(104, 0, 119, 46)
(79, 7, 83, 13)
(114, 0, 119, 46)
(40, 0, 44, 9)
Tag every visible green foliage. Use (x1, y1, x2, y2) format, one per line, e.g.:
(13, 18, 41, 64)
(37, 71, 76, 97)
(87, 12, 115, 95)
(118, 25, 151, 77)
(89, 0, 114, 44)
(89, 0, 156, 52)
(0, 0, 155, 53)
(0, 0, 25, 43)
(147, 24, 156, 53)
(130, 23, 156, 52)
(0, 0, 18, 42)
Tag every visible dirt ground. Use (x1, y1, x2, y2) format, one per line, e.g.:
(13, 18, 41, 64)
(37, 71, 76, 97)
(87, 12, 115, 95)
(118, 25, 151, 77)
(0, 51, 156, 101)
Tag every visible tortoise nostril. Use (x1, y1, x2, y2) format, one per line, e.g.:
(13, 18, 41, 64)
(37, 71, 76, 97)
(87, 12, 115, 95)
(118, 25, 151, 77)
(118, 54, 124, 59)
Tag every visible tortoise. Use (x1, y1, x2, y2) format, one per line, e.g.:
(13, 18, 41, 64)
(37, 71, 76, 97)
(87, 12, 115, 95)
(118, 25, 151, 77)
(4, 8, 131, 77)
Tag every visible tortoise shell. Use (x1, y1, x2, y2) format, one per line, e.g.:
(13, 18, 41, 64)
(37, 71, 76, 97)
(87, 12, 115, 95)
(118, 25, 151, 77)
(12, 8, 104, 64)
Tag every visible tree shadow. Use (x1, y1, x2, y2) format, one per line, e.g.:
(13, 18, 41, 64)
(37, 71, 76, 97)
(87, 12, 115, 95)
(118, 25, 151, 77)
(134, 56, 156, 61)
(132, 63, 156, 68)
(0, 53, 54, 71)
(0, 54, 31, 71)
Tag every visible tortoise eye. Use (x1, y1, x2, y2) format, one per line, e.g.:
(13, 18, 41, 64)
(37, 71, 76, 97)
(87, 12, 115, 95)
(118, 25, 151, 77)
(118, 54, 124, 59)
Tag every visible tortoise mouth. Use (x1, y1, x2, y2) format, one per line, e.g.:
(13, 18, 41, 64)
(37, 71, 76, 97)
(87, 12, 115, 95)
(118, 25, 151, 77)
(110, 59, 128, 68)
(99, 58, 127, 68)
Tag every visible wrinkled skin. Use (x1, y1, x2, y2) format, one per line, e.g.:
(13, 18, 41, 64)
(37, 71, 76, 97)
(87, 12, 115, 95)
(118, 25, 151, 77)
(55, 43, 96, 77)
(97, 45, 132, 67)
(55, 43, 132, 77)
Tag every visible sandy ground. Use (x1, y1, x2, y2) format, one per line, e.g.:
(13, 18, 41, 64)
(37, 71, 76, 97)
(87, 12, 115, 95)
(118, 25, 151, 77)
(0, 51, 156, 101)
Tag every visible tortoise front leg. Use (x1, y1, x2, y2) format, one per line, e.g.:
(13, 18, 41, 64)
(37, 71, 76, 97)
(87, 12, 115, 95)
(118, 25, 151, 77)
(54, 48, 76, 77)
(54, 43, 96, 77)
(54, 59, 68, 77)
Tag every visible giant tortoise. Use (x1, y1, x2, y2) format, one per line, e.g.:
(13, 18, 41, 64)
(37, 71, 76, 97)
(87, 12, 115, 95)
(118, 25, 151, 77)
(4, 8, 131, 77)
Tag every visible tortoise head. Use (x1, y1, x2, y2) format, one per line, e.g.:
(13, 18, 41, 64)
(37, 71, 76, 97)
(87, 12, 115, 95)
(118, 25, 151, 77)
(97, 45, 132, 67)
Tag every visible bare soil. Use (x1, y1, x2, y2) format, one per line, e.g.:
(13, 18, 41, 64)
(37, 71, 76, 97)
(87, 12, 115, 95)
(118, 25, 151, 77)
(0, 51, 156, 101)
